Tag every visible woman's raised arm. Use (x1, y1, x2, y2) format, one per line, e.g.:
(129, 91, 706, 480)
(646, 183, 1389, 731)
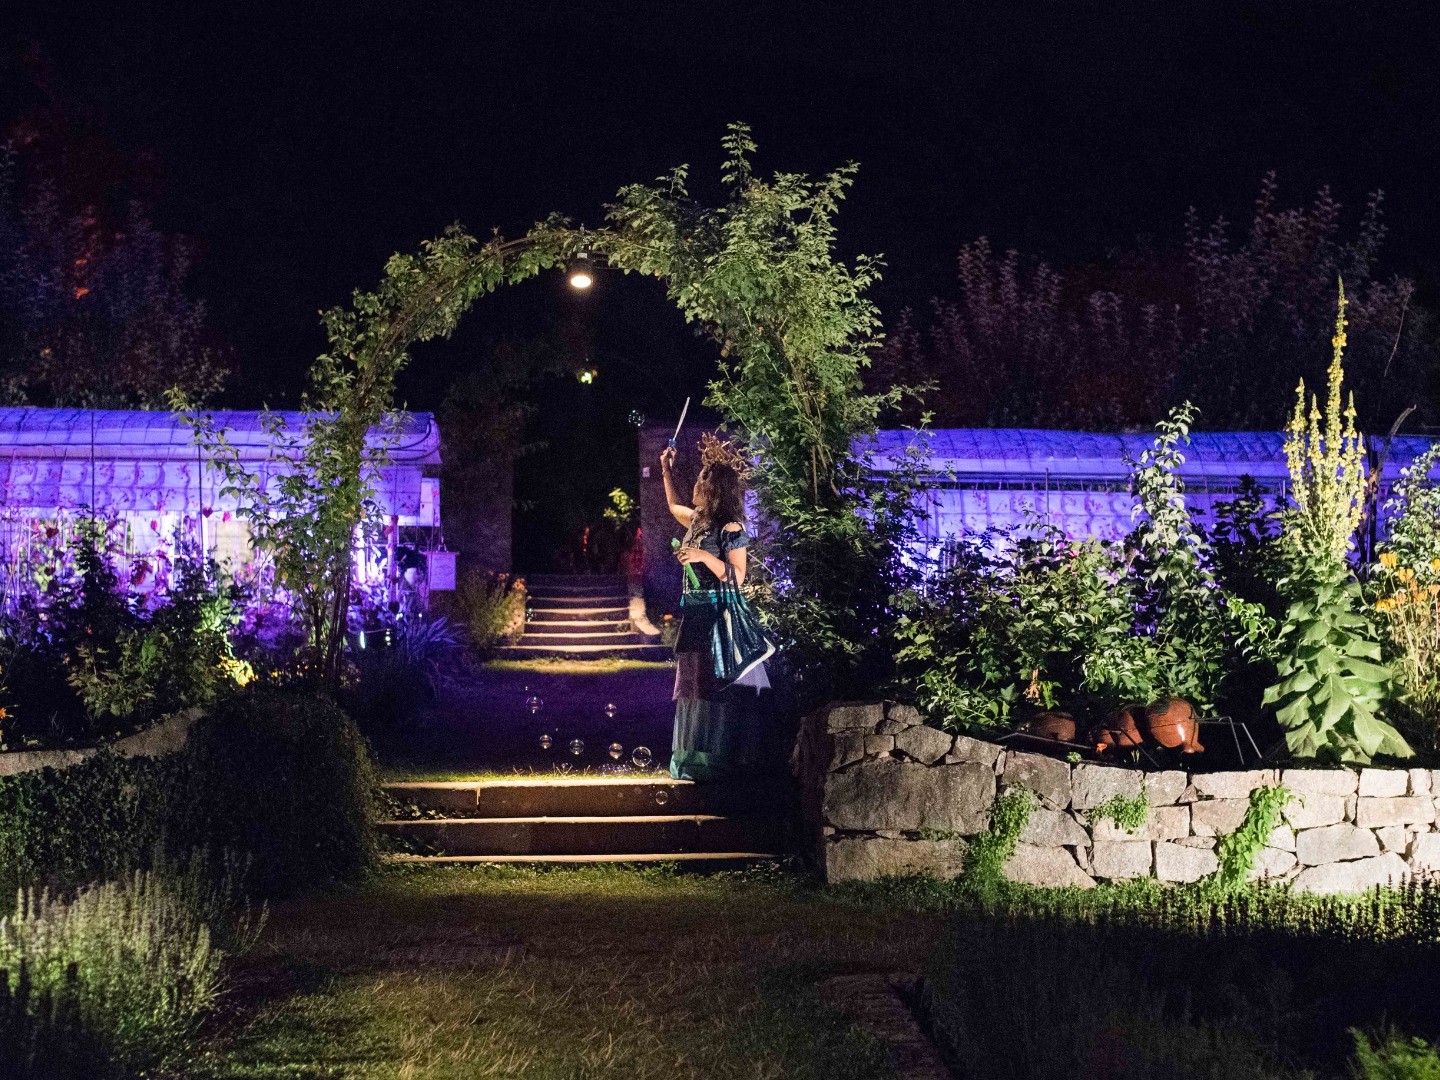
(660, 446, 695, 526)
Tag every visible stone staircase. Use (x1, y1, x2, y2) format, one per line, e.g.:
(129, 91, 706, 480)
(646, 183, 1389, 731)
(492, 574, 670, 660)
(381, 777, 783, 866)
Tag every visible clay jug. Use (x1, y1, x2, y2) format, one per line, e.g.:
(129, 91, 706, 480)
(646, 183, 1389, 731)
(1092, 706, 1144, 753)
(1026, 710, 1077, 743)
(1145, 697, 1204, 753)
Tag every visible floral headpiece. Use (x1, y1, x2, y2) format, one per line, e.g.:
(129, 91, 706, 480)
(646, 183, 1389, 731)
(698, 432, 749, 476)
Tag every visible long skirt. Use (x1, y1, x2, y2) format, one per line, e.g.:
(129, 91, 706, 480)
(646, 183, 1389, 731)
(669, 598, 768, 781)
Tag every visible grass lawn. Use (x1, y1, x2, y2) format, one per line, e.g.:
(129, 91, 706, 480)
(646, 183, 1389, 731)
(190, 865, 943, 1079)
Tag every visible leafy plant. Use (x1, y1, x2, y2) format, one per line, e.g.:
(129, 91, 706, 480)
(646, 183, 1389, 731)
(596, 123, 927, 701)
(897, 520, 1148, 731)
(0, 869, 237, 1073)
(68, 544, 246, 723)
(602, 487, 638, 529)
(1351, 1029, 1440, 1080)
(1093, 793, 1150, 834)
(1264, 284, 1410, 763)
(1208, 475, 1288, 618)
(960, 787, 1034, 900)
(437, 569, 527, 649)
(1372, 447, 1440, 746)
(1210, 785, 1292, 893)
(0, 959, 106, 1079)
(183, 685, 379, 898)
(1126, 404, 1278, 709)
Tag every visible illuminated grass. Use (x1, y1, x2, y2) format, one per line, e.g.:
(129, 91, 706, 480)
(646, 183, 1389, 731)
(190, 865, 929, 1078)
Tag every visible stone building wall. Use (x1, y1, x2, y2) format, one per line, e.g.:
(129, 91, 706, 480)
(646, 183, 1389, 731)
(638, 425, 685, 615)
(439, 457, 513, 574)
(792, 702, 1440, 894)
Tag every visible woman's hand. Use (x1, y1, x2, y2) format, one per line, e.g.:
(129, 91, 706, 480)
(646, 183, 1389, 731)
(675, 546, 723, 576)
(660, 446, 676, 471)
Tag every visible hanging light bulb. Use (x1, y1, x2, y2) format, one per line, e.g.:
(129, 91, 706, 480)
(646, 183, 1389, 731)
(567, 252, 594, 289)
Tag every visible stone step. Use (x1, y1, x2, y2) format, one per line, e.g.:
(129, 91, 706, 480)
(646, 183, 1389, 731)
(520, 631, 651, 647)
(385, 779, 766, 818)
(524, 574, 628, 589)
(521, 616, 627, 633)
(527, 594, 630, 609)
(385, 852, 780, 868)
(491, 643, 673, 659)
(378, 814, 781, 857)
(526, 607, 630, 620)
(528, 584, 630, 598)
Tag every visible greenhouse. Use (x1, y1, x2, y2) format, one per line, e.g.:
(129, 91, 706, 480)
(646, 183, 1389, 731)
(0, 407, 444, 603)
(870, 427, 1440, 549)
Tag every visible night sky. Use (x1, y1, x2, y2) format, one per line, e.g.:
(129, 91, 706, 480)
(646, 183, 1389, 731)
(4, 2, 1438, 433)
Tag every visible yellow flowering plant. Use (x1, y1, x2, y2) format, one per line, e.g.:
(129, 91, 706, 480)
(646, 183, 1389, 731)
(1264, 282, 1411, 763)
(1372, 446, 1440, 746)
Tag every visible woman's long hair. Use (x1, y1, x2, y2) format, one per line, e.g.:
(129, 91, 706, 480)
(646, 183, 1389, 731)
(694, 461, 745, 532)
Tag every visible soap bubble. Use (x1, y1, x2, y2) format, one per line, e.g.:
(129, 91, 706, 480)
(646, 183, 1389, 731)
(558, 761, 573, 774)
(631, 746, 653, 769)
(628, 410, 646, 428)
(526, 695, 543, 714)
(654, 789, 670, 807)
(569, 738, 585, 757)
(604, 702, 618, 718)
(608, 742, 624, 760)
(538, 733, 554, 751)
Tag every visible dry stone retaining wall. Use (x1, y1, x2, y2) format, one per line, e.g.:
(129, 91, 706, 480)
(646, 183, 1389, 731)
(791, 701, 1437, 895)
(0, 709, 200, 777)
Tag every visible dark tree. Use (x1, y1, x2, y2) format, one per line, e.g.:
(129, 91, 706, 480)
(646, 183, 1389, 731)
(0, 97, 229, 408)
(880, 176, 1433, 432)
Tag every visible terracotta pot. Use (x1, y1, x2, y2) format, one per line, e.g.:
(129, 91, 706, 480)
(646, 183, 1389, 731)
(1091, 706, 1145, 753)
(1026, 710, 1077, 743)
(1145, 697, 1204, 753)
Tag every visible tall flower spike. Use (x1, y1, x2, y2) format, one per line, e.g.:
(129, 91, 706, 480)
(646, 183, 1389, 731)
(1281, 279, 1366, 573)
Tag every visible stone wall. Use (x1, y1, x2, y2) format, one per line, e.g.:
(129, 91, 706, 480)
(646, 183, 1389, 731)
(0, 709, 200, 778)
(792, 702, 1439, 895)
(639, 424, 685, 616)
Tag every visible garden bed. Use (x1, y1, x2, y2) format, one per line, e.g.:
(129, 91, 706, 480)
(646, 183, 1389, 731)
(794, 702, 1439, 892)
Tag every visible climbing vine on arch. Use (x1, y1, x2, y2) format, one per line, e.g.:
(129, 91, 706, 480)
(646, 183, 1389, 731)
(213, 125, 920, 693)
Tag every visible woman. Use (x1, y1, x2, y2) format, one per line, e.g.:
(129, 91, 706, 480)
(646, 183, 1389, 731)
(661, 435, 770, 782)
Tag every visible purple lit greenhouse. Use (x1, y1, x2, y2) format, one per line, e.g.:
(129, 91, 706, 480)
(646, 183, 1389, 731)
(0, 408, 445, 612)
(869, 428, 1439, 554)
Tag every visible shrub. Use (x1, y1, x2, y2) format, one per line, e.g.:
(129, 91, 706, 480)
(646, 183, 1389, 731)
(438, 569, 527, 649)
(1, 531, 247, 749)
(0, 866, 253, 1074)
(346, 614, 459, 741)
(68, 545, 246, 725)
(0, 749, 183, 895)
(0, 687, 379, 900)
(1373, 446, 1440, 748)
(895, 520, 1144, 731)
(1352, 1030, 1440, 1080)
(925, 883, 1440, 1079)
(1126, 404, 1277, 710)
(183, 685, 380, 898)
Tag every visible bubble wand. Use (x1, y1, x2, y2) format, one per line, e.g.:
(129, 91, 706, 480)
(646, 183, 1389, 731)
(669, 397, 701, 590)
(667, 396, 690, 449)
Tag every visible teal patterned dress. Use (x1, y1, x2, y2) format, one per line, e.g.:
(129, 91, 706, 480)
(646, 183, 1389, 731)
(669, 519, 769, 782)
